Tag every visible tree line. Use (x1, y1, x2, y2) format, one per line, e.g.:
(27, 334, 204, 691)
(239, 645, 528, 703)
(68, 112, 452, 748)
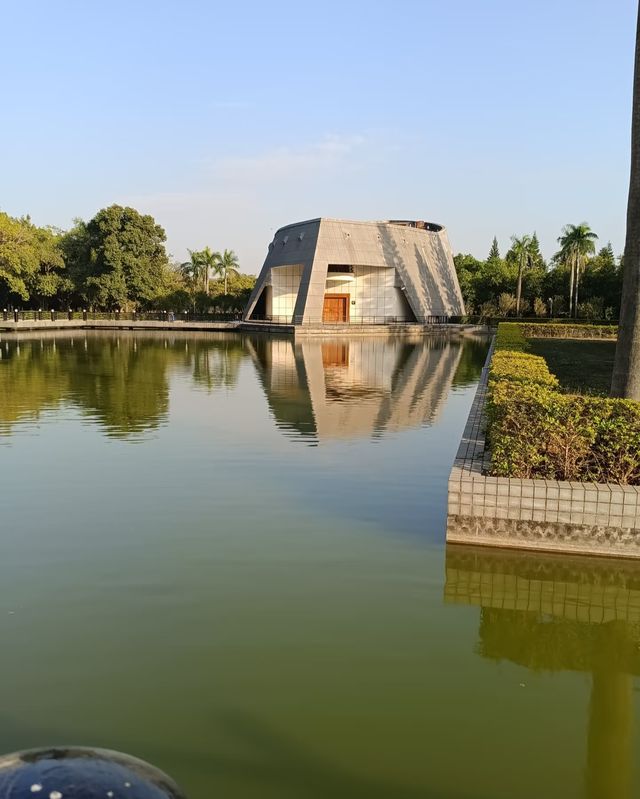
(454, 223, 621, 320)
(0, 204, 256, 312)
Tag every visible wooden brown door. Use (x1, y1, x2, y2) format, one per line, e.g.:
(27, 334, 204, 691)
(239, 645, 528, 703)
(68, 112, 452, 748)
(323, 294, 349, 323)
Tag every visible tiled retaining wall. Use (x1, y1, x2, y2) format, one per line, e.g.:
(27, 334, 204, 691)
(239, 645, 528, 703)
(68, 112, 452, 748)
(241, 322, 487, 338)
(447, 340, 640, 559)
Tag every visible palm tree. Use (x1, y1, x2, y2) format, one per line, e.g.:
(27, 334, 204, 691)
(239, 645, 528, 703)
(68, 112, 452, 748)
(509, 234, 535, 316)
(197, 246, 218, 295)
(180, 249, 204, 308)
(612, 2, 640, 399)
(213, 249, 240, 295)
(180, 247, 219, 295)
(556, 223, 598, 317)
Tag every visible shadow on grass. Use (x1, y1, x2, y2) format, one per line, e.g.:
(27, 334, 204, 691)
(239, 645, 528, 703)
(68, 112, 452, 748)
(528, 338, 616, 396)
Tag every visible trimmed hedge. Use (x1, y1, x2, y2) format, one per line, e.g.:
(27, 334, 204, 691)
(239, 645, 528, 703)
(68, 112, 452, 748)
(518, 323, 618, 340)
(494, 322, 530, 352)
(490, 323, 558, 388)
(490, 352, 559, 388)
(486, 323, 640, 484)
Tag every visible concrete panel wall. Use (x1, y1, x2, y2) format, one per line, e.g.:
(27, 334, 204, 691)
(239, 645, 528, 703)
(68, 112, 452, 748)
(323, 265, 407, 320)
(270, 264, 303, 320)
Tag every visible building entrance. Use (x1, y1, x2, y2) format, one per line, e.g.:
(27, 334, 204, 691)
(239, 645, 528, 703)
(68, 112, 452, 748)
(322, 294, 349, 323)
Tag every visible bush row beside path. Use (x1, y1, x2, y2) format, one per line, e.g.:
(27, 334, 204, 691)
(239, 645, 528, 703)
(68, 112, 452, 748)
(486, 323, 640, 485)
(518, 322, 618, 339)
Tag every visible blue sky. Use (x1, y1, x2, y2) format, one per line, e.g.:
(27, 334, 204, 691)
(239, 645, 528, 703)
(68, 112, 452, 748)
(1, 0, 636, 272)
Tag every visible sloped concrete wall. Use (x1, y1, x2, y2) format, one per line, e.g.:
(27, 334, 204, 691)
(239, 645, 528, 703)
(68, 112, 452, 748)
(244, 219, 321, 322)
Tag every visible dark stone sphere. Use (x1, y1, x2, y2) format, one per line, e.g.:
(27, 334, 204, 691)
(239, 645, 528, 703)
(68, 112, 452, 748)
(0, 747, 187, 798)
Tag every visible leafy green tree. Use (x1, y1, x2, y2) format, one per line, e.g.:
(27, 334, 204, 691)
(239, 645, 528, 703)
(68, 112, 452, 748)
(523, 267, 546, 307)
(480, 256, 516, 304)
(154, 261, 191, 311)
(454, 249, 517, 311)
(581, 243, 622, 317)
(62, 205, 169, 310)
(28, 224, 69, 307)
(0, 213, 40, 303)
(208, 271, 256, 311)
(0, 213, 70, 307)
(213, 248, 240, 295)
(556, 223, 598, 317)
(453, 253, 483, 308)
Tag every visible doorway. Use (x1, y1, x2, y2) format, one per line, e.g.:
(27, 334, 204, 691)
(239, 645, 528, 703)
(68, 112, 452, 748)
(322, 294, 350, 323)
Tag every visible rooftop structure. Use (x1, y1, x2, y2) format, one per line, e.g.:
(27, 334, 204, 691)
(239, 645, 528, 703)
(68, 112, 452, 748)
(243, 218, 465, 326)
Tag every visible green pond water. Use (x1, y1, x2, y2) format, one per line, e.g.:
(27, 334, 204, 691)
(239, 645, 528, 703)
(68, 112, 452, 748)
(1, 330, 640, 799)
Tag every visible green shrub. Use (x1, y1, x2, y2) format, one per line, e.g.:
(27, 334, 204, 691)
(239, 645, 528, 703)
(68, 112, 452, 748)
(490, 351, 559, 388)
(485, 322, 640, 484)
(487, 382, 640, 483)
(491, 324, 558, 387)
(494, 323, 530, 353)
(518, 323, 617, 340)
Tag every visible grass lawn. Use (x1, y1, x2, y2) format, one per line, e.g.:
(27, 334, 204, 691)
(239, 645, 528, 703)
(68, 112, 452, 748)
(527, 338, 616, 396)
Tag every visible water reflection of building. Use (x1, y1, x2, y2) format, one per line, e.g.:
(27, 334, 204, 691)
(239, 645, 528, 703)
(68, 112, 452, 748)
(248, 336, 463, 442)
(445, 545, 640, 799)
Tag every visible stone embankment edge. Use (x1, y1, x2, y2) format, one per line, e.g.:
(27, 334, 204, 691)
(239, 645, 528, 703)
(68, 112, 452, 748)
(0, 320, 487, 338)
(446, 338, 640, 559)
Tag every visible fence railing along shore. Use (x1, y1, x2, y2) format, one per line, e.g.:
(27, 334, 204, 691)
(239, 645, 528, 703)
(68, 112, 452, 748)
(2, 310, 243, 323)
(2, 310, 619, 326)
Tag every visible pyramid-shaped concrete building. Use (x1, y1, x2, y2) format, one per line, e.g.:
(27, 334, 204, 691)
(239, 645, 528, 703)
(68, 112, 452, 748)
(243, 218, 465, 327)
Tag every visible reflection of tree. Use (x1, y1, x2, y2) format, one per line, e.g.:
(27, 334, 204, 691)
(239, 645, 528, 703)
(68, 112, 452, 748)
(186, 338, 245, 391)
(587, 623, 633, 799)
(451, 338, 489, 388)
(0, 339, 69, 433)
(445, 546, 640, 799)
(478, 610, 640, 674)
(65, 337, 171, 438)
(0, 332, 251, 440)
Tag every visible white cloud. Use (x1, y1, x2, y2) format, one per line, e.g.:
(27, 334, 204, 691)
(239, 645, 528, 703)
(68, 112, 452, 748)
(207, 134, 368, 182)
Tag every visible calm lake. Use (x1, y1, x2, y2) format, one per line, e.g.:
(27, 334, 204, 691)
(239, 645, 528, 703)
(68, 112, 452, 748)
(1, 331, 639, 799)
